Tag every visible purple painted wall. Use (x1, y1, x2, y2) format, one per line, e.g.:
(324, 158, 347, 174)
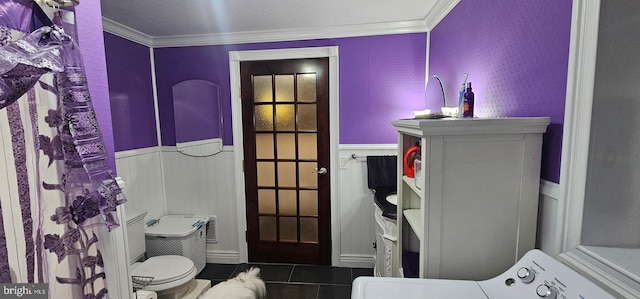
(172, 80, 222, 143)
(104, 32, 157, 151)
(428, 0, 572, 183)
(107, 0, 571, 182)
(153, 33, 427, 145)
(75, 2, 116, 171)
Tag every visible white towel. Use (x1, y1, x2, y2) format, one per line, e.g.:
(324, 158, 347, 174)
(133, 290, 157, 299)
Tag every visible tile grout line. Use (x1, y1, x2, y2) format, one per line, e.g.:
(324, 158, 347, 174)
(270, 281, 350, 286)
(230, 264, 240, 279)
(201, 263, 359, 299)
(350, 268, 353, 284)
(287, 264, 295, 283)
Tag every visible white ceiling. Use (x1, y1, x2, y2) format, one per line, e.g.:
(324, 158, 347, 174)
(100, 0, 441, 38)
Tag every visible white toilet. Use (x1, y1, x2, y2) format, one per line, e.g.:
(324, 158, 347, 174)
(126, 209, 198, 299)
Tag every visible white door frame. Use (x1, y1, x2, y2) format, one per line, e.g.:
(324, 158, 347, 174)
(229, 47, 341, 265)
(557, 0, 601, 253)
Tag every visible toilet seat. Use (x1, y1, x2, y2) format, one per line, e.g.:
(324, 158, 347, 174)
(131, 255, 196, 291)
(385, 194, 398, 206)
(372, 186, 397, 220)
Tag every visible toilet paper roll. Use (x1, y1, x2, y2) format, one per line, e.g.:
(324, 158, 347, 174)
(133, 290, 157, 299)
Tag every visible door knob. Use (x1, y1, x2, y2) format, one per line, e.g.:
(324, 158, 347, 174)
(314, 167, 327, 175)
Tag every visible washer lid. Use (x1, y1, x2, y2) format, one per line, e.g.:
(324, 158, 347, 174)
(352, 277, 486, 299)
(145, 216, 208, 237)
(131, 256, 194, 284)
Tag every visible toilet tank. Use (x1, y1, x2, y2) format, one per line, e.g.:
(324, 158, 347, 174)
(126, 209, 148, 264)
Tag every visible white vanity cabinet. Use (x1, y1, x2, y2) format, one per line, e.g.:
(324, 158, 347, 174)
(392, 117, 549, 280)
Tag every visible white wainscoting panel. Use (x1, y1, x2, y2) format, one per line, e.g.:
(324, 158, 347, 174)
(117, 144, 400, 266)
(338, 144, 397, 268)
(537, 179, 562, 255)
(116, 145, 560, 268)
(161, 147, 240, 262)
(538, 193, 560, 254)
(115, 148, 165, 222)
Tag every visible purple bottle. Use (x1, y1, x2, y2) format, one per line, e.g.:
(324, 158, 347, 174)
(463, 82, 474, 117)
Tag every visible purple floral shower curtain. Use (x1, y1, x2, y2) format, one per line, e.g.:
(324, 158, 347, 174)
(0, 2, 125, 299)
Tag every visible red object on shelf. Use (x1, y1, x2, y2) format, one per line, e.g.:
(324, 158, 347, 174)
(403, 144, 420, 178)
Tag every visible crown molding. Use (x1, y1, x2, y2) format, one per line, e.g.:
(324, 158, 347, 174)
(103, 0, 459, 48)
(151, 19, 428, 48)
(102, 18, 428, 48)
(102, 17, 153, 46)
(423, 0, 460, 30)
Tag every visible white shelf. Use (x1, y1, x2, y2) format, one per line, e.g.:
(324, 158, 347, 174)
(403, 209, 423, 240)
(402, 176, 422, 198)
(393, 117, 549, 280)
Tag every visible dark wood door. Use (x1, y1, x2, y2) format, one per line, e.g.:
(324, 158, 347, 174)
(241, 58, 331, 264)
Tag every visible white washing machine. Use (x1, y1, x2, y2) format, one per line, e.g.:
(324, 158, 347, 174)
(352, 249, 615, 299)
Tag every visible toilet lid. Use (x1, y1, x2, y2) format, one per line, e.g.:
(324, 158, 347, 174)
(131, 255, 195, 286)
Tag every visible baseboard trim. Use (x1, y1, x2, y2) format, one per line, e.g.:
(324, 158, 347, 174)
(206, 251, 374, 268)
(206, 250, 240, 264)
(340, 254, 374, 269)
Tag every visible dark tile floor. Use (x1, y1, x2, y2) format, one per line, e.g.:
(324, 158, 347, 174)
(196, 263, 373, 299)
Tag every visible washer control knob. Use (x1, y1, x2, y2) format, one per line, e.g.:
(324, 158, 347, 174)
(536, 284, 558, 299)
(517, 267, 536, 284)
